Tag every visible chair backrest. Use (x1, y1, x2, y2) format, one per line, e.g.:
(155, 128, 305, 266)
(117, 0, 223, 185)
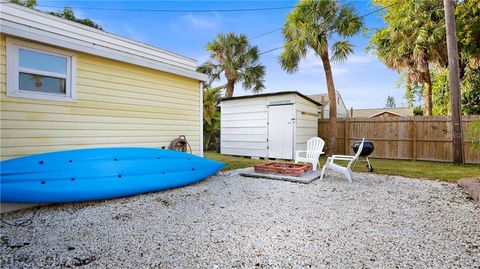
(347, 138, 365, 168)
(306, 137, 325, 159)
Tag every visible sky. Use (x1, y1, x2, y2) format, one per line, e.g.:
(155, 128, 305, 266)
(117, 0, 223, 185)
(35, 0, 407, 109)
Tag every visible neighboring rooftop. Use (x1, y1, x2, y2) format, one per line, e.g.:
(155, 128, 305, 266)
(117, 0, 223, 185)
(351, 107, 414, 118)
(308, 91, 349, 118)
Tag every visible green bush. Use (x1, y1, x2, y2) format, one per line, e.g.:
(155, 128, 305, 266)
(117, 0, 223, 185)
(467, 120, 480, 151)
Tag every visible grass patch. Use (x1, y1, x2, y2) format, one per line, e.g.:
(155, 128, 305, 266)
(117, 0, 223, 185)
(205, 151, 479, 183)
(205, 151, 271, 171)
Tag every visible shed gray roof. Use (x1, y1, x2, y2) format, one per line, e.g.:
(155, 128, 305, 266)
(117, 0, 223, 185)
(220, 91, 322, 106)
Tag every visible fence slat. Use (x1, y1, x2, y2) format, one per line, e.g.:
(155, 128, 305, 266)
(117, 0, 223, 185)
(318, 115, 479, 164)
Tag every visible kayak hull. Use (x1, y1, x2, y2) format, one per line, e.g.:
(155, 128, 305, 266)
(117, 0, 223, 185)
(0, 148, 224, 203)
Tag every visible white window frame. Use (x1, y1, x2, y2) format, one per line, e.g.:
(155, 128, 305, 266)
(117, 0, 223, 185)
(6, 37, 76, 102)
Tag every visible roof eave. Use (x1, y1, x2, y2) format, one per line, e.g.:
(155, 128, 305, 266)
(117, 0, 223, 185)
(0, 4, 208, 81)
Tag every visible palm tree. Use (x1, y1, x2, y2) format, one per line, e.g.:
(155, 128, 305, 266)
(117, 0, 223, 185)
(279, 0, 363, 155)
(199, 33, 266, 97)
(202, 85, 222, 150)
(369, 0, 447, 116)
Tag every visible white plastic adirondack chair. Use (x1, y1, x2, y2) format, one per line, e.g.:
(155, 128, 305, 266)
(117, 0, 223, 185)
(294, 137, 325, 171)
(319, 138, 365, 183)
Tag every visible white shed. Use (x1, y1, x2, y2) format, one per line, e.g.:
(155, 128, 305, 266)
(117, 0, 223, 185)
(220, 91, 320, 160)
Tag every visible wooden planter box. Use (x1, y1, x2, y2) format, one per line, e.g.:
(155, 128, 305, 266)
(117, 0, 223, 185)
(254, 162, 312, 177)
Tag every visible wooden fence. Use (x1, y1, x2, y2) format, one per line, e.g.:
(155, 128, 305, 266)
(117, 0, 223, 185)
(318, 115, 480, 164)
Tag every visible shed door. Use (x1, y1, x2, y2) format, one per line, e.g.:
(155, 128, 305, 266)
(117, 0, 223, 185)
(268, 105, 294, 159)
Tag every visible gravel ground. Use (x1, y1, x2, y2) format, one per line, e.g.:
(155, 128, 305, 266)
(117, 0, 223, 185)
(1, 170, 479, 268)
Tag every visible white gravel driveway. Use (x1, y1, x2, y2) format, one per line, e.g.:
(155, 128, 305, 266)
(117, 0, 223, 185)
(1, 170, 479, 268)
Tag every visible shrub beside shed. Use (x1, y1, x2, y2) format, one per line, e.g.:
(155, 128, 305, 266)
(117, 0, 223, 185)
(220, 91, 320, 160)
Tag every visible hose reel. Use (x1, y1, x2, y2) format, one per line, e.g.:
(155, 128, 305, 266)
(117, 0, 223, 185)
(168, 135, 192, 153)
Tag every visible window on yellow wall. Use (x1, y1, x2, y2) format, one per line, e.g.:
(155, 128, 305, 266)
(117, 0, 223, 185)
(6, 37, 76, 102)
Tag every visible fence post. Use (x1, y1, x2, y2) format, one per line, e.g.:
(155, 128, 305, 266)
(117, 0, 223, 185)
(344, 117, 350, 155)
(412, 117, 417, 161)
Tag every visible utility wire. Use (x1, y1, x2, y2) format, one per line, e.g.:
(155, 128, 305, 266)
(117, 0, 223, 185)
(27, 4, 298, 13)
(5, 0, 391, 16)
(15, 0, 369, 13)
(250, 28, 282, 40)
(259, 46, 284, 55)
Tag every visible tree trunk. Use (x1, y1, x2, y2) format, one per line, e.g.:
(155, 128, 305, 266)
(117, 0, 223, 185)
(422, 63, 433, 116)
(225, 80, 235, 97)
(320, 50, 337, 156)
(443, 0, 464, 164)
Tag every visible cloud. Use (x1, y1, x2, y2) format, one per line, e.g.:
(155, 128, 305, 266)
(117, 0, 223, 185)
(298, 51, 375, 75)
(172, 12, 221, 30)
(195, 53, 211, 64)
(120, 23, 148, 43)
(71, 8, 86, 19)
(345, 54, 375, 64)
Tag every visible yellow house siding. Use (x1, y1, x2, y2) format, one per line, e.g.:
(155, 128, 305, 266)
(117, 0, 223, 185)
(0, 34, 201, 160)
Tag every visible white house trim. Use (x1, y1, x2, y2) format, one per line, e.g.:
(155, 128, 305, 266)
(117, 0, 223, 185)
(0, 3, 208, 82)
(6, 37, 77, 102)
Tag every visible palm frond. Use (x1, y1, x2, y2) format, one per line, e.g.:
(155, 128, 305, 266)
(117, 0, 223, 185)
(331, 41, 354, 64)
(239, 64, 265, 92)
(202, 32, 266, 96)
(335, 5, 363, 37)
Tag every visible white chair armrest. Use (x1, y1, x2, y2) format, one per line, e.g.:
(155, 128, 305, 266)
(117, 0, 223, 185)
(295, 151, 325, 162)
(294, 151, 305, 161)
(332, 157, 356, 161)
(332, 155, 355, 159)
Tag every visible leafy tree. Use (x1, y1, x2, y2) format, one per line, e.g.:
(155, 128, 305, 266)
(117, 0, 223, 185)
(368, 0, 447, 116)
(456, 0, 480, 115)
(49, 7, 103, 30)
(421, 70, 479, 116)
(279, 0, 363, 155)
(10, 1, 103, 30)
(432, 68, 450, 116)
(461, 66, 480, 115)
(199, 33, 265, 97)
(431, 66, 479, 116)
(385, 95, 396, 108)
(455, 0, 480, 77)
(466, 120, 480, 151)
(371, 0, 479, 116)
(10, 0, 36, 8)
(413, 106, 424, 116)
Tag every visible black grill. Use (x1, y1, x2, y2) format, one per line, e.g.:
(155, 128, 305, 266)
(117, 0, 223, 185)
(352, 140, 375, 172)
(352, 140, 374, 157)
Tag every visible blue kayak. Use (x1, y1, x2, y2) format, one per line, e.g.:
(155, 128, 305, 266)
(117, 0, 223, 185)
(0, 148, 224, 203)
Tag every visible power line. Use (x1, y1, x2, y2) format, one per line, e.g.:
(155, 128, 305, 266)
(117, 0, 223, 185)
(16, 0, 368, 13)
(358, 4, 392, 18)
(259, 46, 283, 55)
(250, 28, 282, 40)
(30, 4, 297, 13)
